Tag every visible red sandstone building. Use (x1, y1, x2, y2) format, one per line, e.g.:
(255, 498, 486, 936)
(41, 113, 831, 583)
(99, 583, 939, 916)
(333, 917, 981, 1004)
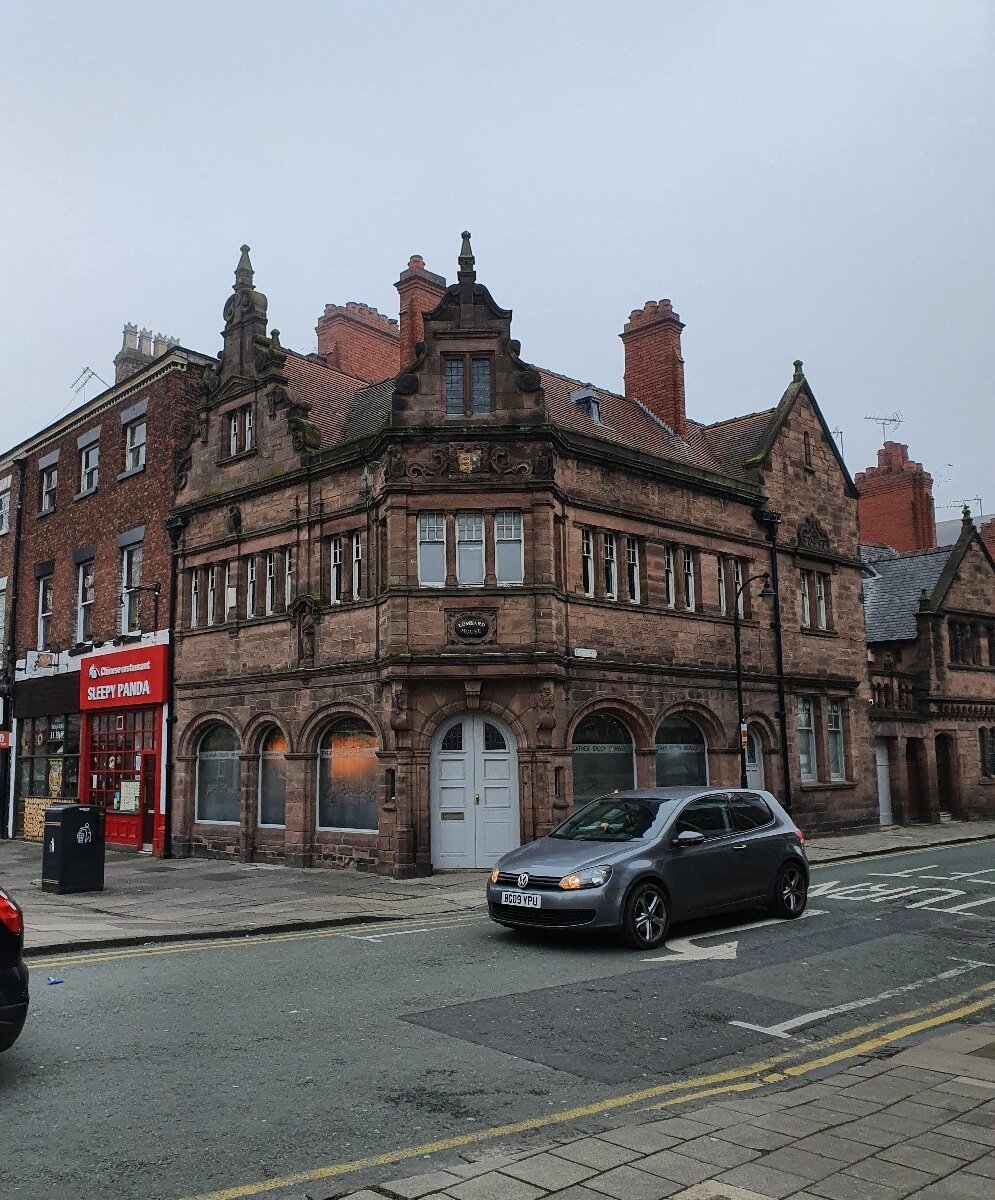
(168, 237, 876, 874)
(0, 332, 212, 850)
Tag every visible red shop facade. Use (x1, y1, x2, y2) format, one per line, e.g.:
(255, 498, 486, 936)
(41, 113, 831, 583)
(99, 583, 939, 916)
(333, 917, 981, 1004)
(78, 644, 169, 853)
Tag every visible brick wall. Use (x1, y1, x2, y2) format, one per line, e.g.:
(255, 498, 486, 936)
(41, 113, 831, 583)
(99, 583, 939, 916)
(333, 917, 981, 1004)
(855, 441, 936, 552)
(315, 302, 400, 383)
(620, 300, 687, 437)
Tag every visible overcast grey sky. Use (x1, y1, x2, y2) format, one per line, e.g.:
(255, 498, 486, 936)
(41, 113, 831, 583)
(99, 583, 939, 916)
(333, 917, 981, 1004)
(2, 1, 992, 513)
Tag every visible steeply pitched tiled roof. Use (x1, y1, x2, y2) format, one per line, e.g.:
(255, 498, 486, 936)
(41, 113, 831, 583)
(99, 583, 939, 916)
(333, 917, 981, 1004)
(862, 545, 951, 641)
(283, 351, 386, 447)
(700, 409, 777, 470)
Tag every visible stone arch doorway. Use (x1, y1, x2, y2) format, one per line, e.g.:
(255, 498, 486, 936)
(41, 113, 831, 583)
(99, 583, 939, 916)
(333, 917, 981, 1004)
(430, 714, 519, 869)
(935, 733, 962, 819)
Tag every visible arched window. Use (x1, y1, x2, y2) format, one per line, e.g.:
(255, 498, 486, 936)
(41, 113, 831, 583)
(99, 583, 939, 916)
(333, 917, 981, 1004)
(317, 717, 379, 832)
(258, 726, 288, 827)
(571, 712, 635, 805)
(655, 716, 708, 786)
(195, 724, 240, 823)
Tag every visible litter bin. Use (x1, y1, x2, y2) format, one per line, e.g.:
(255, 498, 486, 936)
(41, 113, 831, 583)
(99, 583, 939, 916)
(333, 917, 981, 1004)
(41, 806, 105, 895)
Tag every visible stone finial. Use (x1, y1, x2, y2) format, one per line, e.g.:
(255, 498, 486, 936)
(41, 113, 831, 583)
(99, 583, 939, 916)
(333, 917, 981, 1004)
(793, 359, 804, 381)
(962, 504, 974, 526)
(458, 230, 475, 275)
(235, 244, 253, 289)
(918, 587, 931, 611)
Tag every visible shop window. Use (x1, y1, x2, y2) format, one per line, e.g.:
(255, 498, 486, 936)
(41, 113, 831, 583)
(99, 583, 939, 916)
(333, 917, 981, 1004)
(195, 724, 240, 824)
(121, 544, 143, 634)
(16, 715, 81, 803)
(418, 513, 446, 587)
(317, 717, 379, 832)
(581, 528, 594, 597)
(444, 355, 492, 416)
(40, 464, 58, 514)
(258, 726, 287, 827)
(627, 537, 640, 604)
(37, 574, 53, 650)
(456, 513, 485, 586)
(495, 511, 524, 586)
(603, 533, 617, 601)
(88, 709, 156, 814)
(571, 712, 634, 805)
(124, 419, 147, 472)
(655, 716, 708, 786)
(77, 560, 95, 644)
(797, 698, 817, 782)
(827, 701, 846, 781)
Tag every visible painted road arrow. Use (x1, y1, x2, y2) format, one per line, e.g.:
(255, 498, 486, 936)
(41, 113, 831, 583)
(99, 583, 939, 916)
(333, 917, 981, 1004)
(643, 908, 825, 963)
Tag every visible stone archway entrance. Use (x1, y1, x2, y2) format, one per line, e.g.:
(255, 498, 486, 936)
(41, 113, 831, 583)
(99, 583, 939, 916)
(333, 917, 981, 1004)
(430, 714, 520, 869)
(935, 733, 962, 819)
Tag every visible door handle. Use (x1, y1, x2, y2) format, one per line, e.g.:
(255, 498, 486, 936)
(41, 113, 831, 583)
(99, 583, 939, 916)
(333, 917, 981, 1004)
(733, 842, 748, 851)
(474, 793, 480, 806)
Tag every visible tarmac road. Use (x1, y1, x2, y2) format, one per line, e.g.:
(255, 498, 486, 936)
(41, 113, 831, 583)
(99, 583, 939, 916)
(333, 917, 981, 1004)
(2, 841, 994, 1200)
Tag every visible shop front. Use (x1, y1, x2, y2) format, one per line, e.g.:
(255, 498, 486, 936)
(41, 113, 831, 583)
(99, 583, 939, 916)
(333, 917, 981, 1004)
(79, 644, 168, 853)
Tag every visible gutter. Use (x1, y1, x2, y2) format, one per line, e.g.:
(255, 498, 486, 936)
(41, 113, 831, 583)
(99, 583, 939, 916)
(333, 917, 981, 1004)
(1, 458, 26, 838)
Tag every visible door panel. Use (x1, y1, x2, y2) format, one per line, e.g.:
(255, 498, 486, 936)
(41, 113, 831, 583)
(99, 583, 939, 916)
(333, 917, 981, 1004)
(666, 794, 739, 916)
(431, 716, 519, 868)
(875, 739, 893, 825)
(728, 791, 782, 903)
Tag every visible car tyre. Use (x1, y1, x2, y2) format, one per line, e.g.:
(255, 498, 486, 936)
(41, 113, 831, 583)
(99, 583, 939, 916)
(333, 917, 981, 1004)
(769, 861, 808, 918)
(620, 881, 669, 950)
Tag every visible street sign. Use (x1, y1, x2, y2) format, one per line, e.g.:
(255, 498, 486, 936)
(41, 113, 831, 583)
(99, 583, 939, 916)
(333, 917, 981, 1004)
(0, 730, 10, 750)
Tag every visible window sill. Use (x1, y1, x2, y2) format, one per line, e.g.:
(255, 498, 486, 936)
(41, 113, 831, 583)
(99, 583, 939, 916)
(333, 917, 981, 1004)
(316, 826, 377, 836)
(799, 779, 857, 791)
(949, 662, 994, 673)
(194, 819, 239, 827)
(74, 488, 99, 502)
(36, 508, 56, 520)
(116, 464, 146, 483)
(217, 447, 258, 466)
(800, 626, 838, 637)
(113, 632, 144, 645)
(68, 642, 94, 657)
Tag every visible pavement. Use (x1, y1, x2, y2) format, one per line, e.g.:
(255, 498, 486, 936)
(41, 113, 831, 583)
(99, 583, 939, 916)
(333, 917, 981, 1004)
(3, 816, 995, 955)
(338, 1023, 995, 1200)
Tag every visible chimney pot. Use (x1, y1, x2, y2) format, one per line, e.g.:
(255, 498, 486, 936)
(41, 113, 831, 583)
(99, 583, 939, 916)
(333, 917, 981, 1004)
(620, 296, 687, 438)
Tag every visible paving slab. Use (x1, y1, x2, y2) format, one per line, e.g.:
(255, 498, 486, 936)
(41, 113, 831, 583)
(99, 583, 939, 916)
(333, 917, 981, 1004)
(584, 1164, 682, 1199)
(554, 1138, 643, 1171)
(446, 1171, 545, 1200)
(501, 1153, 598, 1190)
(714, 1161, 811, 1199)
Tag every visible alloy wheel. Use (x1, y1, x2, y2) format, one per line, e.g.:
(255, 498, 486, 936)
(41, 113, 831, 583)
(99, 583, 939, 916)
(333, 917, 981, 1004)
(781, 866, 806, 914)
(633, 886, 667, 944)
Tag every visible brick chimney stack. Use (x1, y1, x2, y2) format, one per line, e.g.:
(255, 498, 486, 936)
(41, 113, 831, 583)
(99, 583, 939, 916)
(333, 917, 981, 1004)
(855, 441, 937, 552)
(315, 302, 400, 383)
(620, 299, 687, 438)
(395, 255, 447, 369)
(113, 323, 178, 384)
(979, 516, 995, 560)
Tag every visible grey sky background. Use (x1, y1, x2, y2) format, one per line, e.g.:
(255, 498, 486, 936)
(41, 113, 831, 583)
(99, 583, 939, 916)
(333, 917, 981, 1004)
(1, 1, 992, 514)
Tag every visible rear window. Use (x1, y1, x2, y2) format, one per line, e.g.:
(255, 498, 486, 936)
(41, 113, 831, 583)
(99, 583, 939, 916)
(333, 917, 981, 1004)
(731, 792, 775, 832)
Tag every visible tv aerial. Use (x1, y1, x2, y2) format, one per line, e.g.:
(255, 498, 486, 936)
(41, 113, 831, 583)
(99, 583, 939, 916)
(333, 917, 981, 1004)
(864, 411, 904, 442)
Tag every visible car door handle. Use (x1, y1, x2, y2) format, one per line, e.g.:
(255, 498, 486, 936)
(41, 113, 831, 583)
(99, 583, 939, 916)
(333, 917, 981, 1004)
(733, 842, 748, 851)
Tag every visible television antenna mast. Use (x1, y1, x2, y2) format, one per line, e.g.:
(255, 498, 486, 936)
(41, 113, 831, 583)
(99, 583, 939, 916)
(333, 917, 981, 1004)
(865, 411, 904, 442)
(938, 496, 984, 518)
(831, 427, 844, 459)
(70, 367, 110, 402)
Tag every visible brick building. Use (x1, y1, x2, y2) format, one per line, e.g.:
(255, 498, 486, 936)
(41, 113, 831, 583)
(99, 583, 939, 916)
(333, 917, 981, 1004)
(169, 236, 875, 875)
(0, 332, 212, 850)
(864, 510, 995, 823)
(855, 442, 936, 552)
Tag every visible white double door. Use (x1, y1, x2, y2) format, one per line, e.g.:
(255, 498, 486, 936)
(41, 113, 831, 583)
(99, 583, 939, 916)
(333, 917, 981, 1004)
(431, 715, 520, 869)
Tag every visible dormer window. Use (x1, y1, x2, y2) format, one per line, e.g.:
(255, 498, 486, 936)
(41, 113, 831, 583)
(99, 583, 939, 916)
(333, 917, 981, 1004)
(570, 385, 602, 425)
(444, 355, 492, 416)
(226, 405, 255, 458)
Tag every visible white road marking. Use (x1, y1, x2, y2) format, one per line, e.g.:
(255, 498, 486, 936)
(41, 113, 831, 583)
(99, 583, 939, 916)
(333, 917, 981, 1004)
(643, 909, 825, 963)
(345, 923, 472, 943)
(922, 896, 995, 915)
(729, 959, 993, 1040)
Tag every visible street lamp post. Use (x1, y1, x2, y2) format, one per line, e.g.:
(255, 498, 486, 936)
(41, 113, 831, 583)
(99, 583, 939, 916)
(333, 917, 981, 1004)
(733, 571, 775, 789)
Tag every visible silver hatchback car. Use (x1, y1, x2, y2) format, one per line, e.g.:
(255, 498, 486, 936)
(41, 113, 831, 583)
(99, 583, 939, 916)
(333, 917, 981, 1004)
(487, 787, 808, 949)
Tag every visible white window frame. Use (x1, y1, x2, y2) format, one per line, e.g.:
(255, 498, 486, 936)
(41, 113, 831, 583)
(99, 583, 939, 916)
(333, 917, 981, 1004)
(228, 412, 239, 458)
(330, 537, 343, 603)
(41, 465, 58, 514)
(224, 562, 236, 620)
(246, 557, 257, 618)
(79, 444, 99, 493)
(37, 574, 53, 650)
(603, 533, 618, 601)
(626, 536, 640, 604)
(456, 512, 485, 587)
(190, 570, 200, 628)
(417, 512, 446, 588)
(121, 544, 143, 634)
(664, 544, 675, 608)
(76, 560, 95, 644)
(124, 419, 147, 472)
(718, 558, 727, 616)
(207, 565, 217, 625)
(683, 547, 695, 611)
(265, 551, 276, 615)
(816, 573, 828, 630)
(495, 511, 524, 587)
(0, 487, 10, 535)
(352, 532, 362, 600)
(800, 571, 811, 627)
(797, 697, 817, 782)
(827, 700, 846, 781)
(244, 405, 254, 451)
(581, 528, 594, 597)
(734, 559, 744, 618)
(284, 547, 294, 608)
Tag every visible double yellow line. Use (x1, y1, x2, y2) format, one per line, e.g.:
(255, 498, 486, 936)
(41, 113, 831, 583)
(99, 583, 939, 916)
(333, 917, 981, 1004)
(173, 976, 995, 1200)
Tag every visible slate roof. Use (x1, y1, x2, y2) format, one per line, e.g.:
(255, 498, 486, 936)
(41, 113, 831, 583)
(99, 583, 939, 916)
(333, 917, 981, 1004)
(701, 409, 777, 470)
(861, 545, 951, 642)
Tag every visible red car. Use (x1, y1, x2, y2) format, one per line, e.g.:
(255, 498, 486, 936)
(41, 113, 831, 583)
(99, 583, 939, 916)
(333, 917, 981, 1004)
(0, 886, 29, 1052)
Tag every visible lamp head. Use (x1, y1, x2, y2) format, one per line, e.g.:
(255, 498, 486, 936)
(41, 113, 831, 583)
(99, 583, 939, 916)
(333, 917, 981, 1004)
(759, 573, 775, 599)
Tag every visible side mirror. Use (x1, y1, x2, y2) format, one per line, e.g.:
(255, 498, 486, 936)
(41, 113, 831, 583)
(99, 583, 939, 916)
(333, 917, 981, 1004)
(674, 829, 706, 848)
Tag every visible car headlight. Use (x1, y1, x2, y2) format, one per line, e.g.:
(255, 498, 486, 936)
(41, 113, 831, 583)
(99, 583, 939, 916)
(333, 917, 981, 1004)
(490, 866, 500, 884)
(559, 865, 613, 890)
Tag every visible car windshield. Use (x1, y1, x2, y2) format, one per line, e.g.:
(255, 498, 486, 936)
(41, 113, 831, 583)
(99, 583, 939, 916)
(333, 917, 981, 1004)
(549, 796, 667, 842)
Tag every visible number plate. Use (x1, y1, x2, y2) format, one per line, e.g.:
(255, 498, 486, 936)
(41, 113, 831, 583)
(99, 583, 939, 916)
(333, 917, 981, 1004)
(501, 890, 541, 908)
